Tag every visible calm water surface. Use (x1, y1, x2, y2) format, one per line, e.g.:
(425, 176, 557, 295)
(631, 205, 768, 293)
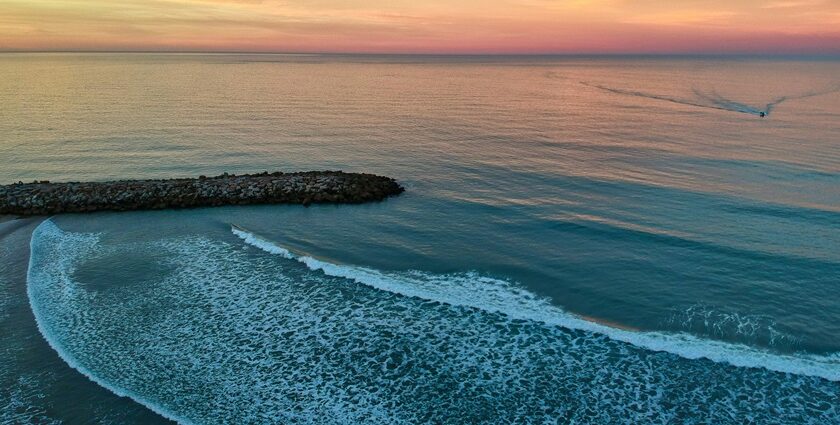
(1, 53, 839, 423)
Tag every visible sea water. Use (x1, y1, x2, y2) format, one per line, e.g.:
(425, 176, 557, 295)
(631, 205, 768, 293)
(2, 53, 839, 424)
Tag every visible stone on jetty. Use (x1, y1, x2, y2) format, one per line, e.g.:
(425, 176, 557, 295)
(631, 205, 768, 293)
(0, 171, 404, 216)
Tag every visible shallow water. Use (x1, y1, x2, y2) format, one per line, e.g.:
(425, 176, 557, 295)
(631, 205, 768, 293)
(2, 53, 840, 423)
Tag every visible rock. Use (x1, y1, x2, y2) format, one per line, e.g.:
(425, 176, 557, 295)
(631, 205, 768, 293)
(0, 171, 404, 216)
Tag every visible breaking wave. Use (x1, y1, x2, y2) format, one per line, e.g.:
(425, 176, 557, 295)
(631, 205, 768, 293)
(26, 221, 193, 425)
(24, 220, 840, 424)
(664, 304, 802, 349)
(233, 225, 840, 382)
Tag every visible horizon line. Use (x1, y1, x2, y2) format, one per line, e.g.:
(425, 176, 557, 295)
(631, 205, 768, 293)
(2, 50, 840, 58)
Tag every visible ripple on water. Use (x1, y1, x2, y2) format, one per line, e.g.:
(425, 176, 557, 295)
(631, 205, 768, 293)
(26, 221, 840, 424)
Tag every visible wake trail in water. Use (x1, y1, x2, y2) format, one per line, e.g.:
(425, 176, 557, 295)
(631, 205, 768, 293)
(581, 82, 735, 114)
(695, 85, 840, 116)
(581, 81, 840, 117)
(692, 89, 765, 115)
(763, 84, 840, 114)
(543, 71, 568, 81)
(231, 225, 840, 382)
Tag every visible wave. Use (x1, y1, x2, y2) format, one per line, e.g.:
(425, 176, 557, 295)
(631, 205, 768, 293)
(23, 220, 840, 423)
(232, 224, 840, 382)
(26, 220, 195, 425)
(664, 304, 802, 349)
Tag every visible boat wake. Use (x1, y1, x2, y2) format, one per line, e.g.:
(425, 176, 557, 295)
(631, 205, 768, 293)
(580, 81, 840, 117)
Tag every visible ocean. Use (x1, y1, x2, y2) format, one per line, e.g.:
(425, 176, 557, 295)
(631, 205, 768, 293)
(1, 53, 839, 424)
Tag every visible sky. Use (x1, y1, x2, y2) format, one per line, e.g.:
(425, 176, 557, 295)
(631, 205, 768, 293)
(2, 0, 840, 54)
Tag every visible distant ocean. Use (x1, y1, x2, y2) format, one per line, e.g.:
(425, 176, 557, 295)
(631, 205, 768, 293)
(1, 53, 839, 424)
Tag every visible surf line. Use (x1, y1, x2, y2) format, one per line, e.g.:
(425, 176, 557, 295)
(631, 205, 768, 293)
(231, 224, 840, 382)
(26, 220, 196, 425)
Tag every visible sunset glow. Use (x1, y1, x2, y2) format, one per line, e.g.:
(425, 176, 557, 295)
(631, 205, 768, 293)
(2, 0, 840, 54)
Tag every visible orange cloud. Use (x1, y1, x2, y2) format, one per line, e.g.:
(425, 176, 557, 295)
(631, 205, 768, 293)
(1, 0, 839, 53)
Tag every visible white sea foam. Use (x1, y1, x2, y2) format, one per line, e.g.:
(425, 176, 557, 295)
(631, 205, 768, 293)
(231, 225, 293, 259)
(664, 304, 802, 349)
(22, 220, 840, 424)
(0, 375, 61, 425)
(26, 220, 195, 425)
(232, 225, 840, 382)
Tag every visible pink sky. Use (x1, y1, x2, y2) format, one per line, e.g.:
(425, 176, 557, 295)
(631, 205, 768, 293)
(2, 0, 840, 54)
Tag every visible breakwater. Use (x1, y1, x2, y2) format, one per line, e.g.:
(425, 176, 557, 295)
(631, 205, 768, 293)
(0, 171, 404, 216)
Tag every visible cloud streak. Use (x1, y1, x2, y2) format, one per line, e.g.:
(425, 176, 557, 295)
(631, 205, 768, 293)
(1, 0, 839, 53)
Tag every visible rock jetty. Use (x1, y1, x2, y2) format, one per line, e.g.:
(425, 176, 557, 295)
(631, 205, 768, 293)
(0, 171, 404, 216)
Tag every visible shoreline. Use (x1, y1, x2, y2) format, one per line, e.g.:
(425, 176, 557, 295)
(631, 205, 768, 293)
(0, 171, 404, 216)
(0, 218, 174, 424)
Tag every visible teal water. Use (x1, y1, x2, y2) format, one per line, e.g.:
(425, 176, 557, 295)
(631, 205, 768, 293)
(2, 53, 840, 423)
